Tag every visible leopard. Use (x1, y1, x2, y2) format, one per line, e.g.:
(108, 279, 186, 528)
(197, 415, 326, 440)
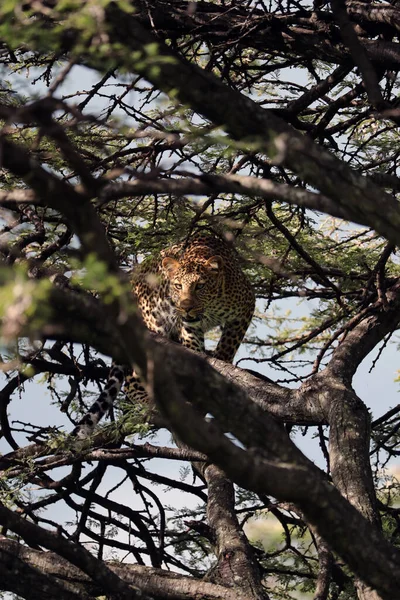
(73, 234, 255, 439)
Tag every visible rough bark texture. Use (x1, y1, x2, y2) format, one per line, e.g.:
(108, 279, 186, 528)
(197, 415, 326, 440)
(1, 1, 400, 600)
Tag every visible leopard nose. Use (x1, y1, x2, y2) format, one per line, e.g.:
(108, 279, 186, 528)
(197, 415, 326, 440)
(180, 299, 193, 310)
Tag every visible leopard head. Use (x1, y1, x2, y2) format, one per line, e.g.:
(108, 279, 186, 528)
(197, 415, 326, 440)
(162, 255, 223, 320)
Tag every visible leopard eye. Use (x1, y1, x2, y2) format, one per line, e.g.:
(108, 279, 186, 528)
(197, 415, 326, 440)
(196, 281, 205, 290)
(174, 283, 182, 290)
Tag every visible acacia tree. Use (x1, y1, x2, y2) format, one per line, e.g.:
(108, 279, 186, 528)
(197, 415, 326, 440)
(1, 1, 400, 599)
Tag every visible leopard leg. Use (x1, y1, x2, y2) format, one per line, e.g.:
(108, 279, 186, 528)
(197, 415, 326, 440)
(179, 321, 205, 353)
(215, 308, 254, 363)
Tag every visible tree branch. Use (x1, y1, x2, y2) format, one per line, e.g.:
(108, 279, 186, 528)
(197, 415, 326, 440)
(86, 5, 400, 245)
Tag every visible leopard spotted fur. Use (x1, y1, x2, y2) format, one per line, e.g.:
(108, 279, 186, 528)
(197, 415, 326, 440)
(73, 235, 255, 438)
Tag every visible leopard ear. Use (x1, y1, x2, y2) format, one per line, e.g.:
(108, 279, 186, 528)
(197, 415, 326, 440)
(162, 257, 180, 278)
(205, 255, 224, 274)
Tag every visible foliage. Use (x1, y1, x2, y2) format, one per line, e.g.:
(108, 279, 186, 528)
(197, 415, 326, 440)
(0, 2, 400, 600)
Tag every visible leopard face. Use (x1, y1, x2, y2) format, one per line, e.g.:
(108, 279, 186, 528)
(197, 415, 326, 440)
(162, 255, 223, 320)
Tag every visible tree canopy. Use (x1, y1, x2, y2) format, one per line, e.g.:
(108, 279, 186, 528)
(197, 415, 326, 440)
(1, 1, 400, 599)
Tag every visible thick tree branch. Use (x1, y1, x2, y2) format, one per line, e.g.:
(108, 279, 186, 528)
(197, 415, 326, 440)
(201, 464, 268, 599)
(0, 537, 252, 600)
(1, 266, 395, 594)
(0, 536, 83, 600)
(328, 279, 400, 382)
(102, 174, 351, 222)
(0, 138, 117, 271)
(331, 0, 386, 110)
(0, 505, 139, 600)
(83, 5, 400, 246)
(131, 1, 400, 69)
(150, 351, 400, 600)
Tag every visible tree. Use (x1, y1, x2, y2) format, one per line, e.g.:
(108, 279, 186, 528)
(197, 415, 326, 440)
(0, 1, 400, 598)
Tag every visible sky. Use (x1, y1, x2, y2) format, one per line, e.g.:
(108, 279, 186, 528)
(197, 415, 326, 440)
(0, 59, 399, 591)
(2, 56, 399, 475)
